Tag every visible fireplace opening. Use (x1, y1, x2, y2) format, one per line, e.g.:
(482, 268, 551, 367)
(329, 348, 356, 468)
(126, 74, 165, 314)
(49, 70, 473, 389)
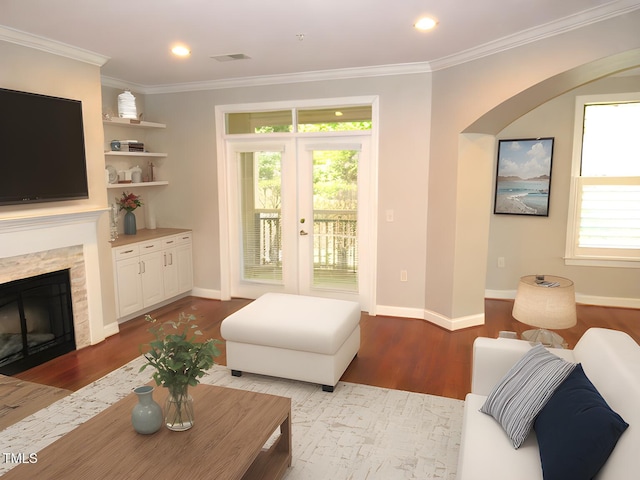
(0, 269, 75, 375)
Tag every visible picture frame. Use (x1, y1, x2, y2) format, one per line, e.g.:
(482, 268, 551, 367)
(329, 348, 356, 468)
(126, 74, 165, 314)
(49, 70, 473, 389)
(493, 137, 554, 216)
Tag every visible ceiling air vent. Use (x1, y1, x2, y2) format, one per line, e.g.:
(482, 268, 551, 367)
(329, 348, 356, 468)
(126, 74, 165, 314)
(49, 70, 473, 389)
(211, 53, 251, 62)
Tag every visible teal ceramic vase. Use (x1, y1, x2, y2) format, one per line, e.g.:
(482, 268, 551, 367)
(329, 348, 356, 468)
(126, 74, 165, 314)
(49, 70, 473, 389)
(124, 210, 137, 235)
(131, 385, 162, 434)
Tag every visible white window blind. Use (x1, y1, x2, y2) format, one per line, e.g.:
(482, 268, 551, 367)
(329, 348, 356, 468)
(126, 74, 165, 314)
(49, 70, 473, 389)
(238, 151, 284, 283)
(566, 95, 640, 266)
(576, 178, 640, 256)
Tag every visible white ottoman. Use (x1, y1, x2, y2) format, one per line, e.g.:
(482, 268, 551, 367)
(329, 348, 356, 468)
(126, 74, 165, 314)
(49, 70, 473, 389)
(221, 293, 361, 392)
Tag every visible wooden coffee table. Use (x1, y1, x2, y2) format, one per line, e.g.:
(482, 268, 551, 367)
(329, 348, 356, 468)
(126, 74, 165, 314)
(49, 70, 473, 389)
(3, 384, 291, 479)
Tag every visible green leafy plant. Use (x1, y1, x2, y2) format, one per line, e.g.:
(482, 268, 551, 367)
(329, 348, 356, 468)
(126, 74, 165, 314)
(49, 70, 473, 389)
(139, 313, 221, 389)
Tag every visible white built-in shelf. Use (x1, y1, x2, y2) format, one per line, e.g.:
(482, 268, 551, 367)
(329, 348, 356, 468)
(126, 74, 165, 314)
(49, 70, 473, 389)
(104, 151, 167, 158)
(103, 117, 166, 129)
(107, 181, 168, 189)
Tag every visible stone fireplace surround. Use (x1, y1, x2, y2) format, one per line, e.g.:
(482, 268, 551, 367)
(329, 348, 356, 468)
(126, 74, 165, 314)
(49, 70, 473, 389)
(0, 209, 109, 349)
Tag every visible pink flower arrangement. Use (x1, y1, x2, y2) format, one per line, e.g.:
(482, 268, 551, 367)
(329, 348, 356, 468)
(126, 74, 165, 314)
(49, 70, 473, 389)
(118, 192, 143, 212)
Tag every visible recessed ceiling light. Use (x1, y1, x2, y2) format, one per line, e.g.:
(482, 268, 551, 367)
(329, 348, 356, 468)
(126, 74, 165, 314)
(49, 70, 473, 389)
(414, 17, 437, 31)
(171, 45, 191, 57)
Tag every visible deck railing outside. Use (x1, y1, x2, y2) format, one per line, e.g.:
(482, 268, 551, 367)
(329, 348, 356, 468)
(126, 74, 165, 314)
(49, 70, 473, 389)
(255, 209, 357, 273)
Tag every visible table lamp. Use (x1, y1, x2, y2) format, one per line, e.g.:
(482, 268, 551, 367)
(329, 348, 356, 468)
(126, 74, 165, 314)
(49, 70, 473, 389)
(512, 275, 577, 348)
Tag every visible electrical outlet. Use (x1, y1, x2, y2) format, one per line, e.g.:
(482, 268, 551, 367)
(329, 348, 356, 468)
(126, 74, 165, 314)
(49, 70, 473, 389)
(386, 210, 394, 222)
(497, 257, 505, 268)
(400, 270, 408, 282)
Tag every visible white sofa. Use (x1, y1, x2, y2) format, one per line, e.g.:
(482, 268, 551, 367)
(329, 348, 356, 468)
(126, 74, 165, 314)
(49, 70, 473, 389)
(457, 328, 639, 480)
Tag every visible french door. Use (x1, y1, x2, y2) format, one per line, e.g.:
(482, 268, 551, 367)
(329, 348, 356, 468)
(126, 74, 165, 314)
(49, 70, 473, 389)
(225, 136, 372, 308)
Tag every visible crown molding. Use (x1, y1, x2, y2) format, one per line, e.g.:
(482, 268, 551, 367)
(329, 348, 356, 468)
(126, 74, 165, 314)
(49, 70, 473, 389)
(103, 62, 432, 95)
(430, 0, 640, 71)
(100, 76, 148, 93)
(0, 25, 109, 67)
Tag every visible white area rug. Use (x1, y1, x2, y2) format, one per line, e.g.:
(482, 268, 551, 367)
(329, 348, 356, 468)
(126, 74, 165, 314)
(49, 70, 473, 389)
(1, 357, 463, 478)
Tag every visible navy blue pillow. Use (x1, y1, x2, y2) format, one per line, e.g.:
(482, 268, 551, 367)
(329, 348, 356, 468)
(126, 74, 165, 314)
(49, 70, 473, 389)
(534, 364, 629, 480)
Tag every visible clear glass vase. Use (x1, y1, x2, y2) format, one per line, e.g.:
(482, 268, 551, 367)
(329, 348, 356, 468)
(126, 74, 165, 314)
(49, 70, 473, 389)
(164, 385, 194, 431)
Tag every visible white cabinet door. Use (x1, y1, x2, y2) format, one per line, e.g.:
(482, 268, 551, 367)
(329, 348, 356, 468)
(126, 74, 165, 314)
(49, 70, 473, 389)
(163, 246, 179, 298)
(114, 256, 143, 317)
(176, 242, 193, 293)
(140, 251, 164, 307)
(112, 231, 192, 319)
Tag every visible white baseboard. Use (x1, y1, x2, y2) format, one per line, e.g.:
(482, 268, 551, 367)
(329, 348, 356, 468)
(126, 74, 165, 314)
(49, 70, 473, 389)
(423, 310, 485, 331)
(102, 322, 120, 339)
(375, 305, 424, 319)
(575, 294, 640, 309)
(376, 304, 484, 331)
(484, 289, 517, 300)
(376, 288, 639, 332)
(184, 290, 636, 334)
(190, 287, 222, 300)
(485, 289, 640, 309)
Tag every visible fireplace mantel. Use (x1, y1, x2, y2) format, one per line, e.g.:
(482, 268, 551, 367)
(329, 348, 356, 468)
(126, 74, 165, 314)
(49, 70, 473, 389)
(0, 207, 110, 347)
(0, 208, 107, 233)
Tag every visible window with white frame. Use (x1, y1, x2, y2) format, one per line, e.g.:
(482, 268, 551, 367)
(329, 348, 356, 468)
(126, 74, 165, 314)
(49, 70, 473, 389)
(565, 93, 640, 266)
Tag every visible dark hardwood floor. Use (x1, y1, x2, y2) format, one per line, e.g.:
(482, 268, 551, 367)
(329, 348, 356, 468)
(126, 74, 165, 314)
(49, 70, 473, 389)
(14, 297, 640, 400)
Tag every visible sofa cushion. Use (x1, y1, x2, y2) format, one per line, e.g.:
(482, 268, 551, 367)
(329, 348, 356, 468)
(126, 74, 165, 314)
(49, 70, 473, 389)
(457, 393, 544, 480)
(534, 364, 629, 480)
(480, 343, 576, 448)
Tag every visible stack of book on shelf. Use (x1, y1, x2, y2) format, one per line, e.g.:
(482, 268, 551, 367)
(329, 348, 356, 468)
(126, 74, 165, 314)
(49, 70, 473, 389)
(120, 140, 144, 152)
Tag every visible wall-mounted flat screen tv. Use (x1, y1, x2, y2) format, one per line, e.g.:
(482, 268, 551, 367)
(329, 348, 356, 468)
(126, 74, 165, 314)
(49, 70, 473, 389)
(0, 87, 89, 206)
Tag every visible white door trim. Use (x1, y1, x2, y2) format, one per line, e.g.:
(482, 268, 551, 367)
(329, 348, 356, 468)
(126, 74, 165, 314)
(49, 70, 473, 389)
(215, 96, 379, 313)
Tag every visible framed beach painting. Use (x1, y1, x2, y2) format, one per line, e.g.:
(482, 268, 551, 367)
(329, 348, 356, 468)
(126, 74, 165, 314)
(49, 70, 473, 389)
(493, 138, 554, 216)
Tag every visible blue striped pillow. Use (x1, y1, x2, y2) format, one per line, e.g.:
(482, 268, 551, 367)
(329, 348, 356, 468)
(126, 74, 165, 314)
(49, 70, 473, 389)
(480, 343, 576, 448)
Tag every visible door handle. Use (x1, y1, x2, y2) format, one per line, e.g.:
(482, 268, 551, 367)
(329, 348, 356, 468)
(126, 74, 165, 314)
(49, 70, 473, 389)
(299, 230, 309, 236)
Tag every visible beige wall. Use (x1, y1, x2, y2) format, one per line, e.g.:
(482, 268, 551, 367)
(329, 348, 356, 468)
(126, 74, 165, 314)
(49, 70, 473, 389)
(428, 10, 640, 322)
(486, 74, 640, 302)
(123, 75, 433, 312)
(0, 40, 117, 331)
(0, 42, 106, 216)
(101, 10, 640, 324)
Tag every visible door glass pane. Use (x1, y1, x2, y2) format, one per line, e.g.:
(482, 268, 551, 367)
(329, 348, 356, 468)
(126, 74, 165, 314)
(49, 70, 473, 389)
(312, 149, 358, 290)
(227, 111, 293, 134)
(238, 151, 283, 283)
(298, 106, 372, 132)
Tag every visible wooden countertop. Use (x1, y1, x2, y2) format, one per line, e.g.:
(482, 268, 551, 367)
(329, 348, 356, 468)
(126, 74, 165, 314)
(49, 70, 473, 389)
(110, 228, 191, 248)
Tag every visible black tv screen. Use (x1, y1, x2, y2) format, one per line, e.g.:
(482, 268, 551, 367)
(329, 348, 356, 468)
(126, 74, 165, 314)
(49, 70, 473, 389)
(0, 88, 89, 206)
